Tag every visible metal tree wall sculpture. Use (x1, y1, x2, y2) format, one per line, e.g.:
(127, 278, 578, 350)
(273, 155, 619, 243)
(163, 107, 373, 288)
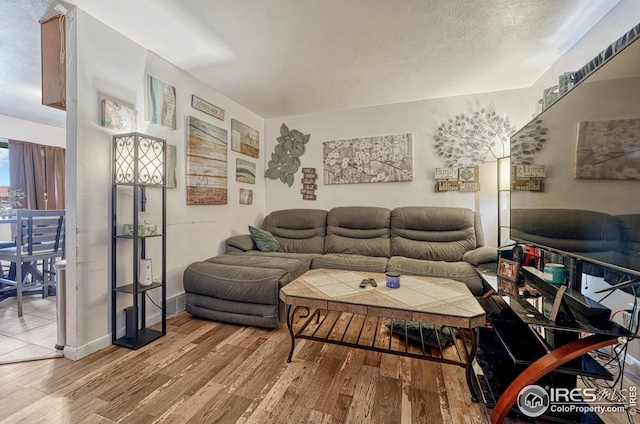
(266, 123, 310, 187)
(434, 108, 516, 167)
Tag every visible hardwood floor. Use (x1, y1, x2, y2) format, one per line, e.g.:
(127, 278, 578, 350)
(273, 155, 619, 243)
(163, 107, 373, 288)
(0, 312, 631, 423)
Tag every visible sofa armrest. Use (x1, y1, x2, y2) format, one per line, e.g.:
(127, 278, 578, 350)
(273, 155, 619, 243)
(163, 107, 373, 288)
(463, 246, 498, 266)
(226, 234, 256, 253)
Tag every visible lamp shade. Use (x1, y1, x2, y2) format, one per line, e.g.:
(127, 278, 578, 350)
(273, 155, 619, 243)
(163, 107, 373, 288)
(498, 156, 511, 192)
(113, 133, 165, 185)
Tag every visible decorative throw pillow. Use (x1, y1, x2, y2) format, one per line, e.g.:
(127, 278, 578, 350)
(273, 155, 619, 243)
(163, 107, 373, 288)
(385, 320, 454, 348)
(248, 226, 284, 252)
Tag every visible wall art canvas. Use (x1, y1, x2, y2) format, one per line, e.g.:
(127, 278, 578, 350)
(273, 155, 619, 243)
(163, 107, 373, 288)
(231, 118, 259, 158)
(101, 99, 137, 131)
(145, 75, 176, 129)
(186, 116, 228, 205)
(575, 119, 640, 180)
(191, 95, 225, 121)
(323, 134, 413, 185)
(166, 144, 177, 189)
(239, 188, 253, 205)
(235, 158, 256, 184)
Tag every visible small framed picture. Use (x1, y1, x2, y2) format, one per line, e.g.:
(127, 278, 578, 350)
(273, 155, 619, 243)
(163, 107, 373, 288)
(497, 258, 520, 282)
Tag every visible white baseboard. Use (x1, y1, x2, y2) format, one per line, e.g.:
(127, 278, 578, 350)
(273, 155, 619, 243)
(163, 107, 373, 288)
(64, 333, 111, 361)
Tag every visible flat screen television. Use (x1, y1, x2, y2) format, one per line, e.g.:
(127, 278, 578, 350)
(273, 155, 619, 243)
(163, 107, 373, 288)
(509, 25, 640, 283)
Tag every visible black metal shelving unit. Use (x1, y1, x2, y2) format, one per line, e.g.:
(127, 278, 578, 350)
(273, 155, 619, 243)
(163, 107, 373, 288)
(111, 133, 166, 349)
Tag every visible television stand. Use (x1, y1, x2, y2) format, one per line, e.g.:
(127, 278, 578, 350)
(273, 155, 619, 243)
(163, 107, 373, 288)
(476, 268, 635, 424)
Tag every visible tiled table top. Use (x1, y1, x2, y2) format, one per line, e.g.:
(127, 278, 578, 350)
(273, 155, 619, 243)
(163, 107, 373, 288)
(280, 269, 486, 329)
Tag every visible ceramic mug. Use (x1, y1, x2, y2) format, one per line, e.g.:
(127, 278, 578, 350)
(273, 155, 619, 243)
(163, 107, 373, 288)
(543, 263, 565, 284)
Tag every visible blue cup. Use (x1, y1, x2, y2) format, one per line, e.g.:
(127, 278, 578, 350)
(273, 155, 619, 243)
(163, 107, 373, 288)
(386, 272, 401, 288)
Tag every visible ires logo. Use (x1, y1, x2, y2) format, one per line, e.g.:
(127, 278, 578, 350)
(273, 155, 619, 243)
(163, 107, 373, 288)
(517, 385, 550, 418)
(517, 385, 603, 418)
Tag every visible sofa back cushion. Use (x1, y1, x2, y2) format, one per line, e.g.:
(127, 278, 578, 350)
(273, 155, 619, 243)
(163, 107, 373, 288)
(263, 209, 328, 253)
(617, 214, 640, 257)
(325, 207, 391, 257)
(511, 209, 620, 252)
(391, 206, 477, 261)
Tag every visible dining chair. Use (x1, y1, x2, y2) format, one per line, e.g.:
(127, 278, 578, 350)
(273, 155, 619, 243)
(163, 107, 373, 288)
(0, 210, 65, 317)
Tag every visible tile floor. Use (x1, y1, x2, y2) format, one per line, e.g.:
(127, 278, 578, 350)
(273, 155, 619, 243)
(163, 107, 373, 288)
(0, 294, 63, 363)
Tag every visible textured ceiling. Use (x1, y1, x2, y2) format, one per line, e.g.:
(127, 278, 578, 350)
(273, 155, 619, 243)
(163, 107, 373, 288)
(0, 0, 621, 128)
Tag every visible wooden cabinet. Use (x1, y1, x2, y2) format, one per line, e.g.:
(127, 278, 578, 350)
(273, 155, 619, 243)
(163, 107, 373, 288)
(40, 15, 66, 110)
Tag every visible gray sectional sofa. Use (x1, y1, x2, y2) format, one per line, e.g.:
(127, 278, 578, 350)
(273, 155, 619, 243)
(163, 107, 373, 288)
(183, 206, 497, 328)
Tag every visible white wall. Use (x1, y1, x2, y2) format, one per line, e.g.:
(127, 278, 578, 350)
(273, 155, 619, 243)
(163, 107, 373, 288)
(265, 90, 533, 247)
(527, 0, 640, 114)
(0, 114, 65, 147)
(66, 9, 265, 359)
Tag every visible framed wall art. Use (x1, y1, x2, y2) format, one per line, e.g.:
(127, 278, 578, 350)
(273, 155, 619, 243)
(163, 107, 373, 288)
(186, 116, 228, 205)
(236, 158, 256, 184)
(145, 75, 176, 130)
(323, 133, 413, 185)
(231, 118, 259, 158)
(239, 188, 253, 205)
(101, 99, 136, 131)
(166, 144, 177, 189)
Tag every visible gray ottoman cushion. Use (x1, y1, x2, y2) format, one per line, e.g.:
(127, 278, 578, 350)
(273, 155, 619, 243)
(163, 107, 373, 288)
(184, 252, 312, 306)
(186, 294, 282, 328)
(387, 256, 483, 295)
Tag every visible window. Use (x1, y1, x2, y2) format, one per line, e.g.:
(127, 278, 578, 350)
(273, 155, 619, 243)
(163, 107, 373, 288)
(0, 139, 9, 209)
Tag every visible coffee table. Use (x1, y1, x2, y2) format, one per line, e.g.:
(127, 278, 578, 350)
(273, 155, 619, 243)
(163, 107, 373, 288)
(279, 268, 486, 401)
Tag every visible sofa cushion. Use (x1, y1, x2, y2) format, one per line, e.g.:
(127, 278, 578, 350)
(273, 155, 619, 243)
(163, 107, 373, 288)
(325, 206, 391, 257)
(391, 206, 477, 262)
(226, 234, 255, 253)
(263, 209, 328, 254)
(311, 254, 388, 273)
(186, 294, 281, 328)
(249, 226, 284, 252)
(463, 246, 498, 266)
(511, 209, 620, 253)
(387, 256, 483, 295)
(184, 252, 312, 305)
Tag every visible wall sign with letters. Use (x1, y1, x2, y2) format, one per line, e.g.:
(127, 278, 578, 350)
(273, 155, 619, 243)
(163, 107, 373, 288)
(191, 95, 225, 121)
(434, 166, 480, 192)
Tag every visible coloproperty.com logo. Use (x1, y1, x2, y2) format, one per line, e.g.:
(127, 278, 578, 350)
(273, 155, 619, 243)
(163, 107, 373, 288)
(517, 384, 637, 418)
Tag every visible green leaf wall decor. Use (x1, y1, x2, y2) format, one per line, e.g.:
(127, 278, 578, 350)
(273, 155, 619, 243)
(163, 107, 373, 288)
(266, 124, 310, 187)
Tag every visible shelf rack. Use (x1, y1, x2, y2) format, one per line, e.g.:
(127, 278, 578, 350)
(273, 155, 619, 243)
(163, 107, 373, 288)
(111, 133, 166, 349)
